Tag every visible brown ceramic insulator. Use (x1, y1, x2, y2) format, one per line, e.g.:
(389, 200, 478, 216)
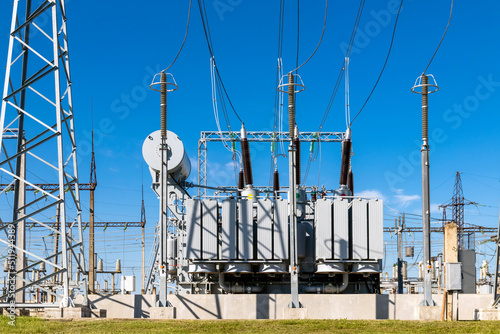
(294, 137, 301, 185)
(339, 139, 351, 186)
(238, 169, 245, 189)
(347, 169, 354, 195)
(273, 169, 280, 193)
(240, 139, 253, 185)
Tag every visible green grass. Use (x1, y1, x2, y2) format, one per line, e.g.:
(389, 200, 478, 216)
(1, 317, 500, 334)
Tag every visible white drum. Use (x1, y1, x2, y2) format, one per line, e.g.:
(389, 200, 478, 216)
(142, 130, 191, 182)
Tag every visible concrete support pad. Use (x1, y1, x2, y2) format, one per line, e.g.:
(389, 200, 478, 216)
(89, 308, 107, 318)
(283, 308, 308, 319)
(41, 308, 63, 319)
(41, 307, 93, 319)
(150, 307, 175, 319)
(415, 306, 441, 321)
(474, 308, 500, 320)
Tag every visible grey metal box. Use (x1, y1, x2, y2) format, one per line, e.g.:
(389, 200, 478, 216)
(445, 262, 462, 291)
(458, 249, 476, 294)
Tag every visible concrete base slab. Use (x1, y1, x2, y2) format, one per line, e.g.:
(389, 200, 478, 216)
(149, 307, 175, 319)
(283, 308, 308, 319)
(40, 307, 92, 319)
(474, 308, 500, 320)
(89, 308, 107, 318)
(41, 308, 63, 319)
(415, 306, 441, 321)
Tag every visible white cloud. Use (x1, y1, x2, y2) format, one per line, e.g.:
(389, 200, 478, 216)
(430, 203, 441, 214)
(393, 191, 420, 209)
(356, 189, 386, 201)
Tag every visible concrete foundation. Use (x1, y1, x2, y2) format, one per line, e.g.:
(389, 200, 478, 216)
(415, 306, 441, 321)
(474, 308, 500, 320)
(40, 307, 92, 319)
(283, 308, 308, 319)
(150, 307, 175, 319)
(70, 293, 494, 320)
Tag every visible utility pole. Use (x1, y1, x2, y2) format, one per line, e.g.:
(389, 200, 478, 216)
(149, 71, 177, 307)
(141, 175, 146, 294)
(287, 72, 299, 308)
(89, 103, 97, 294)
(412, 73, 439, 307)
(396, 216, 403, 294)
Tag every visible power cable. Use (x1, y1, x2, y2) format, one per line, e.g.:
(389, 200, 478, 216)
(295, 0, 300, 73)
(288, 0, 328, 74)
(304, 0, 365, 185)
(422, 0, 454, 75)
(197, 0, 244, 125)
(162, 0, 192, 72)
(316, 0, 365, 134)
(349, 0, 403, 127)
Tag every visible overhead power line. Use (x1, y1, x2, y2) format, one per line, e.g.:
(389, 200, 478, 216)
(422, 0, 454, 74)
(162, 0, 193, 73)
(349, 0, 403, 127)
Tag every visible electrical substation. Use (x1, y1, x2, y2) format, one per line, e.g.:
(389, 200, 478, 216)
(0, 0, 500, 321)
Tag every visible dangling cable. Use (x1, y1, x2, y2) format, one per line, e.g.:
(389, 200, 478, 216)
(317, 0, 365, 134)
(422, 0, 453, 75)
(198, 0, 244, 124)
(350, 0, 403, 127)
(162, 0, 192, 72)
(288, 0, 328, 74)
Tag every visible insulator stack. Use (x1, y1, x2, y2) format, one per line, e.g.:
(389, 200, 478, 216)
(273, 169, 280, 193)
(294, 137, 301, 185)
(240, 139, 253, 186)
(339, 139, 352, 186)
(421, 74, 429, 144)
(311, 192, 317, 202)
(347, 169, 354, 195)
(238, 169, 245, 189)
(288, 72, 295, 139)
(160, 72, 167, 138)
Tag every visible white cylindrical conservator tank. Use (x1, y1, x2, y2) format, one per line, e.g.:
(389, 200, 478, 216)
(142, 130, 191, 182)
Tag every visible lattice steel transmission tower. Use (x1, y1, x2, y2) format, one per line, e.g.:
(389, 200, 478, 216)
(0, 0, 86, 307)
(452, 172, 465, 248)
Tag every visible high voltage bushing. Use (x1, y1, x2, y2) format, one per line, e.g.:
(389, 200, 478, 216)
(273, 169, 280, 193)
(421, 75, 429, 144)
(240, 125, 253, 186)
(238, 169, 245, 189)
(339, 139, 351, 186)
(347, 169, 354, 195)
(160, 72, 167, 138)
(294, 137, 301, 185)
(288, 72, 295, 139)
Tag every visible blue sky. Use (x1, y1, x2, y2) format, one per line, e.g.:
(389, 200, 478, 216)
(1, 1, 499, 289)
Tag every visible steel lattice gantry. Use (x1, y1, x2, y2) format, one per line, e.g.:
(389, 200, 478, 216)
(197, 131, 344, 197)
(0, 0, 86, 307)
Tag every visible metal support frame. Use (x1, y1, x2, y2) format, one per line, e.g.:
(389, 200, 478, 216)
(0, 0, 86, 307)
(197, 131, 344, 197)
(396, 216, 403, 294)
(413, 74, 435, 306)
(197, 140, 207, 198)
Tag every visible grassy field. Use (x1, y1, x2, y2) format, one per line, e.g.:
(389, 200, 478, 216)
(1, 317, 500, 334)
